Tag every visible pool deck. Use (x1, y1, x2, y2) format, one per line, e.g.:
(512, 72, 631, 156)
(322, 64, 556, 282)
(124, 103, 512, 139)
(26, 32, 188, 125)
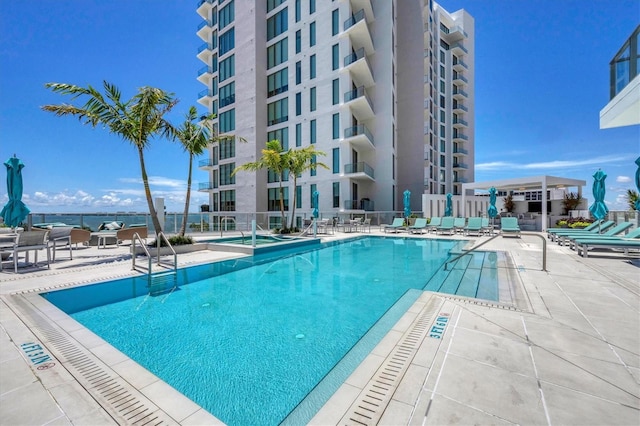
(1, 230, 638, 425)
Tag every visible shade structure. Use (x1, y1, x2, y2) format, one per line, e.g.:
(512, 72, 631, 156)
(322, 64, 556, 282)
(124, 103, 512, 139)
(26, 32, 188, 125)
(635, 156, 640, 211)
(312, 190, 319, 218)
(0, 156, 30, 227)
(588, 169, 609, 221)
(445, 193, 453, 217)
(487, 187, 498, 218)
(403, 190, 411, 218)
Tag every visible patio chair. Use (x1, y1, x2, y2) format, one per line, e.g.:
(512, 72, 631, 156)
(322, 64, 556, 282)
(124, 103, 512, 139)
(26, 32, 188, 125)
(453, 217, 466, 234)
(0, 231, 51, 273)
(481, 218, 493, 235)
(427, 217, 441, 233)
(116, 226, 148, 246)
(574, 233, 640, 258)
(383, 218, 405, 233)
(500, 217, 521, 237)
(408, 218, 428, 234)
(464, 217, 483, 236)
(359, 218, 372, 233)
(566, 224, 638, 249)
(547, 220, 615, 242)
(436, 217, 455, 235)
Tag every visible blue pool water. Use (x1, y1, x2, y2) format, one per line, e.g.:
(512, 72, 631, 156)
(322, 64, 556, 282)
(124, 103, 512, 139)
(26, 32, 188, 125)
(42, 236, 494, 425)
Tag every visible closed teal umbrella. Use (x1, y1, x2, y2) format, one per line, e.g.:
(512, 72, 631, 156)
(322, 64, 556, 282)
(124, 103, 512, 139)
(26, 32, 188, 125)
(589, 169, 608, 225)
(0, 156, 30, 227)
(487, 187, 498, 219)
(403, 190, 411, 218)
(445, 193, 453, 217)
(635, 156, 640, 211)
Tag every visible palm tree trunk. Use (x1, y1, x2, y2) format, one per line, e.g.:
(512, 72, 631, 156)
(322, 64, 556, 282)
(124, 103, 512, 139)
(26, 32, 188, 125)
(279, 173, 286, 230)
(289, 176, 297, 230)
(139, 147, 163, 234)
(179, 153, 194, 236)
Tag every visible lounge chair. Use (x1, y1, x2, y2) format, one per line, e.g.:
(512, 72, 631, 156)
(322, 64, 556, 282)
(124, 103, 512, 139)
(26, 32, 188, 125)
(0, 231, 51, 273)
(97, 221, 125, 231)
(500, 217, 520, 237)
(453, 217, 466, 234)
(427, 217, 442, 233)
(575, 234, 640, 258)
(481, 218, 493, 235)
(383, 218, 405, 233)
(116, 226, 148, 245)
(547, 220, 615, 242)
(408, 218, 428, 234)
(359, 218, 372, 233)
(560, 222, 634, 247)
(547, 220, 602, 235)
(464, 217, 483, 236)
(436, 217, 455, 235)
(568, 225, 640, 250)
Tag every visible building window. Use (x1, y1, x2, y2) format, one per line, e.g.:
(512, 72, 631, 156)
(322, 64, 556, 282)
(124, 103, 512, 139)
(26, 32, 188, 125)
(267, 98, 288, 126)
(219, 137, 235, 159)
(219, 82, 235, 107)
(332, 44, 339, 70)
(310, 0, 316, 14)
(296, 123, 302, 146)
(267, 67, 288, 97)
(268, 169, 289, 183)
(332, 79, 339, 105)
(310, 154, 317, 176)
(310, 54, 316, 79)
(268, 187, 289, 211)
(220, 189, 235, 211)
(219, 55, 235, 82)
(332, 9, 339, 36)
(219, 163, 236, 185)
(295, 92, 302, 116)
(211, 53, 218, 73)
(310, 119, 316, 144)
(332, 148, 339, 173)
(219, 0, 234, 29)
(219, 28, 235, 56)
(295, 61, 301, 84)
(267, 8, 288, 41)
(295, 30, 301, 53)
(212, 76, 218, 96)
(309, 22, 316, 46)
(332, 113, 339, 139)
(310, 87, 316, 111)
(267, 37, 288, 69)
(310, 183, 316, 205)
(295, 0, 301, 22)
(267, 0, 285, 13)
(219, 109, 235, 132)
(267, 127, 289, 150)
(333, 182, 340, 208)
(296, 185, 302, 208)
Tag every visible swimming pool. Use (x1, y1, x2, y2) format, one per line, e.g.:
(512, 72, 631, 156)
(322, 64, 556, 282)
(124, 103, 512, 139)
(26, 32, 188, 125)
(42, 236, 488, 425)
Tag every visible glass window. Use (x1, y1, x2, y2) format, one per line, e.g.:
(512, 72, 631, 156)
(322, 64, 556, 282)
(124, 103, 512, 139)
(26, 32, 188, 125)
(310, 183, 316, 205)
(309, 22, 316, 46)
(219, 109, 235, 133)
(332, 79, 339, 105)
(332, 44, 339, 70)
(310, 87, 316, 112)
(267, 0, 285, 13)
(219, 0, 234, 29)
(333, 182, 340, 208)
(219, 162, 236, 186)
(267, 8, 288, 41)
(310, 154, 317, 176)
(310, 54, 316, 79)
(295, 92, 302, 116)
(220, 190, 235, 211)
(268, 98, 289, 126)
(295, 0, 301, 22)
(268, 187, 289, 211)
(267, 67, 288, 97)
(332, 113, 339, 139)
(219, 55, 235, 82)
(296, 185, 302, 208)
(296, 123, 302, 146)
(310, 0, 316, 14)
(219, 82, 235, 107)
(219, 137, 235, 159)
(219, 28, 235, 56)
(267, 127, 289, 150)
(332, 148, 339, 173)
(295, 61, 301, 85)
(295, 30, 301, 54)
(310, 119, 316, 144)
(267, 37, 288, 69)
(332, 9, 339, 36)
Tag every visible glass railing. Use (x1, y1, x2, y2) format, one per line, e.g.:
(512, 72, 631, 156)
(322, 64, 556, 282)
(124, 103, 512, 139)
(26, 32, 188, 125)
(453, 147, 468, 155)
(198, 89, 213, 98)
(198, 42, 212, 53)
(453, 103, 468, 112)
(453, 74, 468, 83)
(453, 88, 468, 97)
(344, 161, 375, 179)
(452, 42, 468, 54)
(344, 86, 370, 104)
(198, 159, 217, 167)
(344, 47, 365, 67)
(453, 118, 468, 126)
(453, 162, 468, 169)
(453, 59, 468, 69)
(453, 133, 469, 141)
(343, 199, 375, 211)
(197, 0, 215, 7)
(343, 9, 366, 31)
(197, 20, 212, 31)
(198, 65, 212, 76)
(199, 181, 218, 190)
(343, 125, 374, 145)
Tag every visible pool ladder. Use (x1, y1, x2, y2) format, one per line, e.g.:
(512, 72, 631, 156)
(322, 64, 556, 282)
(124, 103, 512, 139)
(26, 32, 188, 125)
(132, 232, 178, 296)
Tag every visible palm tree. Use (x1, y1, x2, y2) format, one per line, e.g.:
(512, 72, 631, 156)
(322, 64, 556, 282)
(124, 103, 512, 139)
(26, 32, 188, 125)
(233, 140, 289, 229)
(287, 146, 328, 229)
(174, 107, 214, 236)
(627, 189, 639, 211)
(42, 81, 177, 234)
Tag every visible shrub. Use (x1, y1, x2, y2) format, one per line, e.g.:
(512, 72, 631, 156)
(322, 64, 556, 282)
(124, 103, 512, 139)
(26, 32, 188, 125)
(149, 235, 193, 246)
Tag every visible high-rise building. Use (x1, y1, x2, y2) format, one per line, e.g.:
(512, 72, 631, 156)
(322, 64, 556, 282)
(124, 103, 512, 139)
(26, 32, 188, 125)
(195, 0, 474, 228)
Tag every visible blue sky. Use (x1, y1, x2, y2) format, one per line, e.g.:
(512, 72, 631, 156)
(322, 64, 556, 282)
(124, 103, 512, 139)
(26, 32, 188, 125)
(1, 0, 638, 214)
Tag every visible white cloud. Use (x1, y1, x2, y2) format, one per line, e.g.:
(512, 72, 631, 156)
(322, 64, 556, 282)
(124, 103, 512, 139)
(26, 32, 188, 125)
(476, 154, 636, 171)
(616, 176, 631, 183)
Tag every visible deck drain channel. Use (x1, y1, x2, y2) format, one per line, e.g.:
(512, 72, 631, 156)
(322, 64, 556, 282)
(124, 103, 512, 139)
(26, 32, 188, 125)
(340, 296, 444, 425)
(9, 295, 177, 426)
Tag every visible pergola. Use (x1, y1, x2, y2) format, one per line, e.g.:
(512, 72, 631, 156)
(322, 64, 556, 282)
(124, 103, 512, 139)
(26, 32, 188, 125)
(461, 175, 587, 231)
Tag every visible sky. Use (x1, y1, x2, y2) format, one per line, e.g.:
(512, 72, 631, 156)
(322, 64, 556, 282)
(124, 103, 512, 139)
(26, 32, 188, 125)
(0, 0, 638, 214)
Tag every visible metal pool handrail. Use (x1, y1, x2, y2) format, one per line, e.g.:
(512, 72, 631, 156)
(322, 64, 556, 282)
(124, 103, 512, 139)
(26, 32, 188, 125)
(131, 232, 151, 273)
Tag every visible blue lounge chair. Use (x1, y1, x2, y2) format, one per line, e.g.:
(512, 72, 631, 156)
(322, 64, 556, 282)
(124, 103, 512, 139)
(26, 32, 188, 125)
(500, 217, 520, 237)
(560, 222, 634, 247)
(427, 217, 442, 233)
(547, 220, 602, 235)
(547, 220, 615, 242)
(481, 217, 493, 235)
(408, 218, 428, 234)
(568, 225, 640, 250)
(437, 217, 455, 235)
(383, 218, 405, 233)
(575, 233, 640, 258)
(453, 217, 466, 234)
(464, 217, 483, 236)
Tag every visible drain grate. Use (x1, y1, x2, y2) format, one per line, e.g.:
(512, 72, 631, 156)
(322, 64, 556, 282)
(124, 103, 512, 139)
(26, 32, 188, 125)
(340, 296, 444, 425)
(10, 295, 178, 426)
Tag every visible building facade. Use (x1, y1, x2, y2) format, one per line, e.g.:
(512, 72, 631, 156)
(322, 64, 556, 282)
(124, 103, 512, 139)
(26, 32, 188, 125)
(195, 0, 474, 228)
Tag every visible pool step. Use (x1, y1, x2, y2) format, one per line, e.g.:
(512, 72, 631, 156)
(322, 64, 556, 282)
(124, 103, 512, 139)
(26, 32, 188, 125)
(148, 271, 177, 296)
(424, 252, 498, 300)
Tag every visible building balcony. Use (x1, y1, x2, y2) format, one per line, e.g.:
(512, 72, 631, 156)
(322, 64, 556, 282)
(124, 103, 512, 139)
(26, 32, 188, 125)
(344, 86, 374, 120)
(197, 65, 215, 84)
(199, 181, 218, 191)
(453, 132, 469, 142)
(343, 124, 375, 150)
(453, 102, 468, 113)
(198, 158, 217, 169)
(197, 19, 214, 41)
(453, 58, 468, 72)
(441, 25, 467, 42)
(343, 198, 375, 211)
(197, 89, 214, 107)
(343, 48, 374, 87)
(453, 177, 468, 184)
(453, 118, 468, 128)
(452, 73, 468, 86)
(197, 42, 214, 62)
(452, 147, 468, 155)
(348, 0, 374, 24)
(344, 161, 375, 181)
(196, 0, 214, 19)
(453, 162, 468, 170)
(451, 42, 468, 56)
(342, 9, 374, 55)
(453, 87, 468, 100)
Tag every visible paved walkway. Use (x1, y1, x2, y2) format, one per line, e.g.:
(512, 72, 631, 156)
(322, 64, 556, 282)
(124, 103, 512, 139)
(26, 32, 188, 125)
(1, 231, 638, 425)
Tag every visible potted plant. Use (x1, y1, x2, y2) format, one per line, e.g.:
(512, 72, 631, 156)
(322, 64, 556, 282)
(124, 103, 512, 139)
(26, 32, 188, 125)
(503, 194, 515, 214)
